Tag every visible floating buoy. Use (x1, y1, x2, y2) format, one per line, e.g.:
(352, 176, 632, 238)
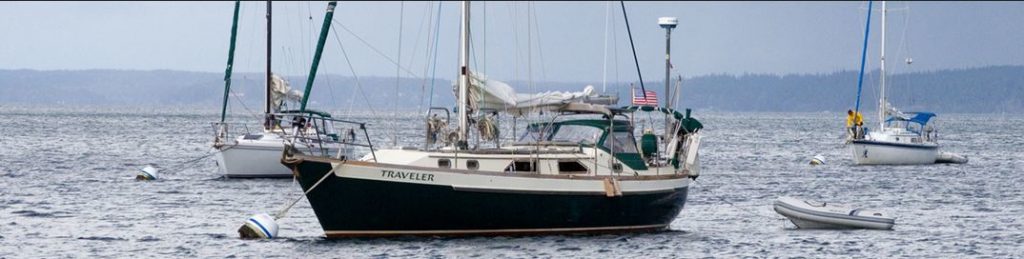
(935, 151, 968, 164)
(809, 155, 826, 165)
(239, 213, 278, 239)
(136, 165, 159, 180)
(237, 166, 338, 240)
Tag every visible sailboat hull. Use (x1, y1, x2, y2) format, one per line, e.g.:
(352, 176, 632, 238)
(288, 158, 689, 238)
(216, 141, 293, 178)
(217, 134, 349, 178)
(850, 140, 938, 165)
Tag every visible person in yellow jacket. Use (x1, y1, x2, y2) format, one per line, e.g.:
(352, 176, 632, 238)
(846, 109, 864, 139)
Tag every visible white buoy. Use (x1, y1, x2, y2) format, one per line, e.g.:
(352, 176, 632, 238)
(935, 151, 968, 164)
(237, 165, 338, 239)
(809, 155, 826, 165)
(239, 213, 279, 239)
(136, 165, 159, 180)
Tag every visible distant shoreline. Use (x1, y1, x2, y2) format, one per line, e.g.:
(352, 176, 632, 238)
(1, 65, 1021, 113)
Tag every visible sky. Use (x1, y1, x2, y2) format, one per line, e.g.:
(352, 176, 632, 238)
(1, 1, 1023, 83)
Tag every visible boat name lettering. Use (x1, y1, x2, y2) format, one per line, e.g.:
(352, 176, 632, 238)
(380, 170, 435, 182)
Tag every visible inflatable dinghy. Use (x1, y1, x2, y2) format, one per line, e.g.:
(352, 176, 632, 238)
(935, 151, 968, 164)
(773, 196, 895, 230)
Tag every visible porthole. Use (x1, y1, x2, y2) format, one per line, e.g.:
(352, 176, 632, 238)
(437, 159, 451, 168)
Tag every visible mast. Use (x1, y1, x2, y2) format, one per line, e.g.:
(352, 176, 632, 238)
(457, 0, 470, 149)
(853, 1, 874, 116)
(220, 1, 241, 123)
(264, 0, 273, 130)
(299, 1, 337, 112)
(879, 0, 887, 130)
(659, 17, 677, 139)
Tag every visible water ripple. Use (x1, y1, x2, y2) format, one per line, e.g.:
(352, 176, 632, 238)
(1, 108, 1022, 257)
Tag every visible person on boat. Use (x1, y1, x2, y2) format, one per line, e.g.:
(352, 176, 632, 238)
(846, 109, 864, 139)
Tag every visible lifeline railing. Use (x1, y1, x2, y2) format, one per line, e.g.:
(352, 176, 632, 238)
(271, 112, 376, 162)
(210, 121, 260, 148)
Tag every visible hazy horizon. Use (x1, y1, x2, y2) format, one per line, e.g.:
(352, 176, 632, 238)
(2, 1, 1024, 83)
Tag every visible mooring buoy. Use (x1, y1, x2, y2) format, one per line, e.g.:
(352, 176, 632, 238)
(809, 155, 826, 165)
(136, 165, 159, 180)
(238, 213, 279, 239)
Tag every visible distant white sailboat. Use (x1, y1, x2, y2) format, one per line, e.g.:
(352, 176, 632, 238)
(847, 1, 965, 165)
(212, 0, 349, 178)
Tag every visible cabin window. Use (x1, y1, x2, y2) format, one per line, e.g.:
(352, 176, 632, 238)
(437, 159, 451, 168)
(601, 131, 640, 153)
(505, 161, 536, 172)
(467, 160, 479, 170)
(550, 125, 603, 145)
(557, 161, 588, 174)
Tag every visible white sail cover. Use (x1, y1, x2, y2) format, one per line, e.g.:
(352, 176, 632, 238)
(883, 101, 909, 120)
(269, 74, 303, 112)
(460, 73, 600, 115)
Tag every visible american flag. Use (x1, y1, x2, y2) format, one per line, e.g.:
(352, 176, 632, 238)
(632, 89, 658, 106)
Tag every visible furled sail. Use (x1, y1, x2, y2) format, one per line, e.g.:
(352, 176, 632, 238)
(458, 73, 606, 116)
(883, 101, 909, 120)
(270, 73, 303, 112)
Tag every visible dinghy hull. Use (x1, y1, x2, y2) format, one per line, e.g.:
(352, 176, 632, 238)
(773, 197, 895, 230)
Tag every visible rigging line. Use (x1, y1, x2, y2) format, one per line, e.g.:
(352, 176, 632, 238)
(527, 2, 533, 91)
(303, 1, 314, 79)
(619, 1, 646, 94)
(482, 1, 487, 73)
(322, 59, 339, 109)
(425, 1, 443, 115)
(289, 3, 303, 77)
(404, 2, 433, 72)
(332, 20, 421, 78)
(854, 1, 874, 114)
(242, 3, 260, 86)
(509, 3, 519, 85)
(530, 2, 546, 82)
(416, 1, 438, 115)
(902, 2, 913, 106)
(602, 1, 610, 93)
(330, 25, 380, 117)
(469, 5, 480, 77)
(612, 2, 619, 94)
(393, 1, 404, 147)
(300, 8, 311, 70)
(229, 87, 265, 122)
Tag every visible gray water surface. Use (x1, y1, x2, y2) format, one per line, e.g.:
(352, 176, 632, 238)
(1, 107, 1021, 258)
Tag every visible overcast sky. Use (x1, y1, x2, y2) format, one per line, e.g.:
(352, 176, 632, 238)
(1, 1, 1022, 83)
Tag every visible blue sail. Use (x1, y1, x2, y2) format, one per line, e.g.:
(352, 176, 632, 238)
(854, 1, 874, 113)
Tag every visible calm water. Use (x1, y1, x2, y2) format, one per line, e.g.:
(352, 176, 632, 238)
(1, 106, 1021, 258)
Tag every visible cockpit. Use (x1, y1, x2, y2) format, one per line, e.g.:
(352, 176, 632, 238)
(518, 119, 639, 154)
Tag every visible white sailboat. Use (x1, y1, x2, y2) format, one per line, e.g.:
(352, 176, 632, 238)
(280, 1, 705, 237)
(213, 1, 348, 178)
(848, 1, 964, 165)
